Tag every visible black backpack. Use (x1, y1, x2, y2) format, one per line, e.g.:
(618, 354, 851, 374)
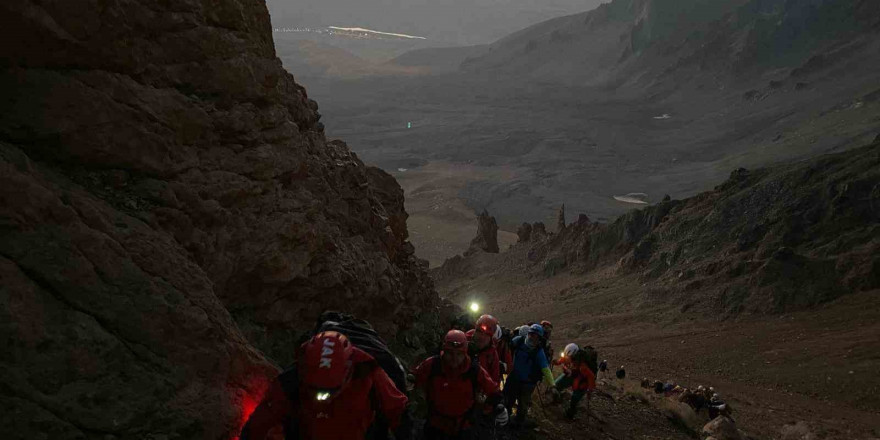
(572, 345, 599, 375)
(276, 312, 410, 440)
(311, 313, 408, 393)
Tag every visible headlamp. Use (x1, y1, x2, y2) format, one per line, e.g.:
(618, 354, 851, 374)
(469, 302, 480, 313)
(316, 392, 331, 401)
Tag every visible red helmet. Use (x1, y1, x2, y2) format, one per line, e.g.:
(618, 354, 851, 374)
(465, 329, 475, 339)
(301, 331, 354, 394)
(442, 329, 469, 353)
(540, 320, 553, 329)
(476, 314, 498, 337)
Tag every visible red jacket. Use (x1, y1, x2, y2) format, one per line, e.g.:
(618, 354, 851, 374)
(472, 342, 501, 383)
(414, 356, 499, 434)
(241, 347, 407, 440)
(569, 363, 596, 392)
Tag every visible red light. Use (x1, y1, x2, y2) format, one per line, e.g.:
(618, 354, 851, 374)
(232, 374, 272, 440)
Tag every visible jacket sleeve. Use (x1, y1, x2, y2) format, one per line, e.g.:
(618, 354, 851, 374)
(576, 365, 596, 391)
(502, 345, 513, 366)
(371, 366, 408, 430)
(239, 379, 293, 440)
(413, 357, 434, 391)
(476, 364, 501, 396)
(487, 349, 501, 382)
(541, 367, 555, 387)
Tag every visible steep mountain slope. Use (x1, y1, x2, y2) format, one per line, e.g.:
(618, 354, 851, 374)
(273, 37, 427, 79)
(267, 0, 605, 46)
(0, 0, 446, 438)
(433, 140, 880, 438)
(461, 0, 880, 89)
(437, 140, 880, 313)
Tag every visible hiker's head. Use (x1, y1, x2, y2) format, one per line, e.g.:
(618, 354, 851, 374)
(540, 320, 553, 338)
(475, 315, 497, 348)
(442, 330, 469, 368)
(517, 325, 530, 338)
(526, 324, 544, 347)
(473, 330, 491, 349)
(563, 343, 579, 359)
(301, 331, 353, 401)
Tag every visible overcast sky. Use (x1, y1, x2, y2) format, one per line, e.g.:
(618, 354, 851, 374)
(266, 0, 606, 45)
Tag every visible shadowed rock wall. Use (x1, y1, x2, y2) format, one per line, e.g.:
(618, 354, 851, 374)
(0, 0, 443, 438)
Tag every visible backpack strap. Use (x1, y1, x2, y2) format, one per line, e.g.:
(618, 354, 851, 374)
(465, 358, 480, 395)
(425, 356, 442, 417)
(278, 363, 300, 403)
(276, 364, 301, 440)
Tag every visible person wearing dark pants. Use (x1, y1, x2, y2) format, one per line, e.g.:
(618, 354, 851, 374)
(504, 379, 536, 425)
(552, 343, 597, 420)
(504, 324, 555, 427)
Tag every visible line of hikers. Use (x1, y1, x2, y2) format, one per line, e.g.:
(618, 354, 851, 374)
(639, 378, 733, 419)
(239, 311, 600, 439)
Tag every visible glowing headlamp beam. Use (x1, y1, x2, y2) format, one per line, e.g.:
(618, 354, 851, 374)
(316, 392, 331, 401)
(469, 302, 480, 313)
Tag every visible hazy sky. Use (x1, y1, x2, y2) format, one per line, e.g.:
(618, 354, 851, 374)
(266, 0, 606, 45)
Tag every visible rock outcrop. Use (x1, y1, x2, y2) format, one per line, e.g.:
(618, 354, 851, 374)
(703, 416, 743, 440)
(557, 204, 566, 233)
(532, 222, 548, 240)
(517, 222, 533, 242)
(0, 0, 443, 438)
(467, 209, 499, 254)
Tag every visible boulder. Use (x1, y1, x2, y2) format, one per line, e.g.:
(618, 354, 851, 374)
(703, 416, 743, 440)
(517, 222, 533, 242)
(576, 214, 591, 226)
(532, 222, 548, 240)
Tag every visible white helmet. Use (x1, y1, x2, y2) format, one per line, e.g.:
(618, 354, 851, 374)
(563, 343, 579, 358)
(518, 326, 530, 338)
(494, 324, 502, 341)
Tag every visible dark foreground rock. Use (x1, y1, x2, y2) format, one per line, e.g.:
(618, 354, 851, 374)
(0, 0, 444, 438)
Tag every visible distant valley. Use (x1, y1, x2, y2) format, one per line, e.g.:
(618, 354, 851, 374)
(277, 0, 880, 265)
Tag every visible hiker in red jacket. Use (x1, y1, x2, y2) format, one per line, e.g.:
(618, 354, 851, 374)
(467, 315, 501, 383)
(414, 330, 508, 440)
(240, 331, 407, 440)
(552, 343, 596, 420)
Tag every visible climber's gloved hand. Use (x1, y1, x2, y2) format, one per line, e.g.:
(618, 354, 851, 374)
(494, 404, 508, 427)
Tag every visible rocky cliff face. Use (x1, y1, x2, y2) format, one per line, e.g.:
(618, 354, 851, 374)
(0, 0, 442, 438)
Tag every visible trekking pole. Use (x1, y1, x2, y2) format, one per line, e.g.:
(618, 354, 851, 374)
(586, 392, 591, 427)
